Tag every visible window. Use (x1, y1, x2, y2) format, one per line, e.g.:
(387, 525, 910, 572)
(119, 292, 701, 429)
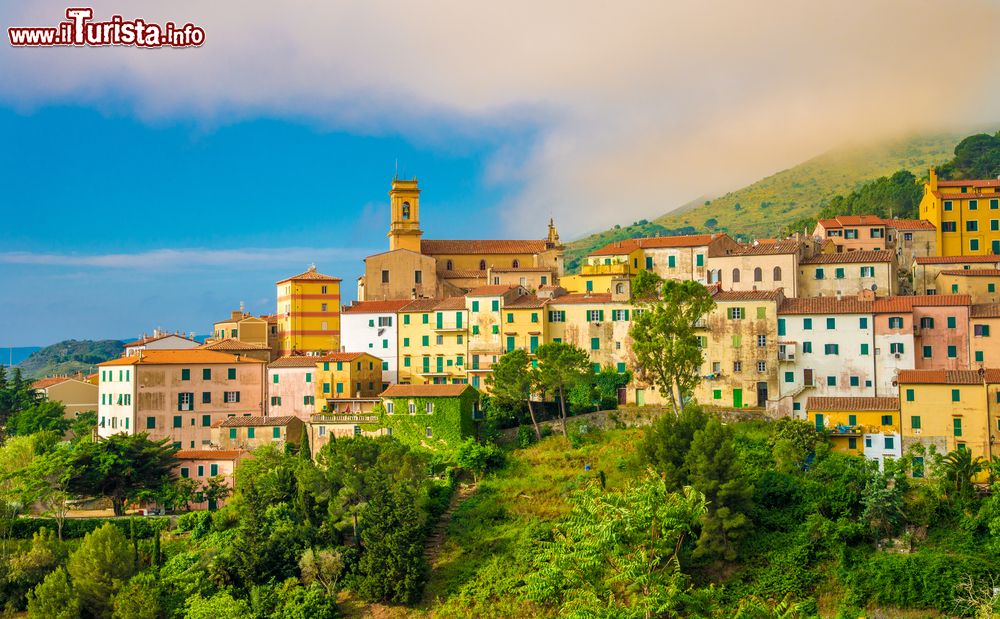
(905, 388, 915, 402)
(732, 268, 741, 283)
(860, 266, 874, 278)
(850, 376, 859, 386)
(972, 239, 981, 252)
(803, 318, 812, 330)
(860, 343, 869, 355)
(733, 361, 742, 373)
(512, 259, 520, 268)
(947, 345, 957, 358)
(728, 307, 744, 320)
(181, 369, 190, 381)
(228, 368, 236, 380)
(835, 267, 845, 279)
(922, 344, 934, 359)
(879, 414, 892, 426)
(826, 317, 836, 329)
(824, 343, 839, 355)
(645, 256, 653, 269)
(888, 316, 903, 329)
(479, 260, 487, 270)
(173, 415, 182, 428)
(815, 268, 824, 280)
(913, 457, 924, 478)
(229, 428, 237, 439)
(591, 338, 600, 350)
(180, 468, 189, 478)
(859, 317, 868, 329)
(919, 317, 934, 329)
(425, 427, 433, 438)
(773, 266, 782, 281)
(947, 316, 957, 329)
(611, 309, 629, 321)
(826, 376, 836, 386)
(273, 373, 279, 384)
(784, 371, 794, 383)
(944, 200, 953, 211)
(713, 389, 722, 399)
(696, 254, 705, 267)
(586, 310, 604, 322)
(953, 417, 963, 436)
(202, 392, 211, 404)
(777, 318, 786, 336)
(890, 342, 904, 355)
(731, 335, 742, 348)
(445, 260, 453, 271)
(224, 391, 240, 403)
(970, 200, 979, 210)
(941, 221, 957, 232)
(273, 427, 281, 439)
(756, 307, 766, 319)
(952, 389, 961, 402)
(756, 361, 766, 373)
(802, 341, 812, 353)
(668, 255, 677, 268)
(967, 220, 980, 232)
(178, 393, 193, 411)
(381, 270, 389, 283)
(884, 437, 894, 450)
(753, 267, 762, 282)
(848, 438, 857, 450)
(976, 351, 984, 362)
(975, 324, 991, 337)
(248, 427, 255, 439)
(202, 368, 212, 380)
(147, 417, 156, 429)
(549, 310, 565, 322)
(757, 335, 766, 347)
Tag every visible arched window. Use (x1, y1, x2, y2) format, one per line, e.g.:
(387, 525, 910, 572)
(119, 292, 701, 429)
(479, 259, 486, 270)
(401, 202, 410, 220)
(512, 259, 520, 268)
(615, 283, 625, 294)
(753, 267, 763, 282)
(445, 260, 453, 271)
(732, 268, 741, 283)
(773, 266, 782, 281)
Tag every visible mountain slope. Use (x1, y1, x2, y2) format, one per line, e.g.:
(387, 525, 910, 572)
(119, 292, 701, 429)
(565, 131, 965, 270)
(16, 339, 124, 379)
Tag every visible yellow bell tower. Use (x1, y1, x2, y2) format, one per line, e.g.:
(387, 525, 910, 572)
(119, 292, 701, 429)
(388, 178, 423, 252)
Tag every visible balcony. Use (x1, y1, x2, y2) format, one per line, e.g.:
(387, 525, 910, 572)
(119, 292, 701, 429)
(311, 413, 379, 424)
(778, 342, 797, 361)
(580, 263, 630, 276)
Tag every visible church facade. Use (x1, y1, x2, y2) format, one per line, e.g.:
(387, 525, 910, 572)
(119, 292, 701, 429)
(357, 178, 564, 301)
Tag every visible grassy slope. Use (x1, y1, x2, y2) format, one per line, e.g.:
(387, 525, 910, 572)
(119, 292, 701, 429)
(16, 339, 124, 379)
(564, 132, 963, 271)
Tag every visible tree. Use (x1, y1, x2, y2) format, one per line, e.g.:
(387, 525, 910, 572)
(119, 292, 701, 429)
(18, 444, 77, 539)
(641, 405, 708, 491)
(298, 548, 344, 596)
(629, 280, 715, 411)
(184, 591, 250, 619)
(939, 132, 1000, 180)
(68, 432, 178, 516)
(66, 523, 137, 617)
(861, 465, 904, 548)
(7, 400, 71, 436)
(8, 527, 67, 599)
(593, 365, 632, 409)
(26, 567, 80, 619)
(69, 411, 98, 442)
(630, 269, 664, 302)
(202, 476, 232, 510)
(455, 439, 505, 483)
(940, 448, 986, 498)
(535, 342, 592, 437)
(355, 470, 427, 604)
(488, 349, 541, 440)
(685, 418, 753, 561)
(111, 572, 162, 619)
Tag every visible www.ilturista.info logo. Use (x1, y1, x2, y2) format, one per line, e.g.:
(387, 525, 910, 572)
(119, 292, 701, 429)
(8, 8, 205, 47)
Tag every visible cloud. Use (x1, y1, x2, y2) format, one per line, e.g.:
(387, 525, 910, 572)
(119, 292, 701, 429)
(3, 1, 1000, 237)
(0, 247, 377, 270)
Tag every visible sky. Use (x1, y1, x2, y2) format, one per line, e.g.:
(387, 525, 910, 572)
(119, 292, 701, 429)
(2, 1, 1000, 347)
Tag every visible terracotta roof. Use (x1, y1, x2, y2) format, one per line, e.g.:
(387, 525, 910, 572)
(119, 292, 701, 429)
(124, 333, 198, 348)
(972, 303, 1000, 318)
(341, 300, 412, 314)
(800, 250, 894, 265)
(873, 295, 971, 312)
(421, 239, 550, 255)
(734, 240, 804, 256)
(817, 215, 887, 228)
(32, 377, 72, 389)
(547, 293, 615, 305)
(399, 298, 443, 312)
(175, 449, 246, 460)
(933, 191, 1000, 200)
(317, 352, 366, 362)
(504, 294, 549, 308)
(269, 356, 323, 368)
(939, 269, 1000, 277)
(276, 267, 341, 284)
(381, 383, 476, 398)
(490, 267, 554, 273)
(440, 269, 486, 279)
(589, 234, 719, 257)
(435, 297, 468, 310)
(100, 349, 265, 366)
(712, 289, 784, 302)
(886, 219, 936, 231)
(779, 297, 873, 315)
(199, 338, 270, 351)
(914, 255, 1000, 265)
(897, 369, 1000, 385)
(937, 179, 1000, 188)
(217, 415, 299, 428)
(807, 396, 900, 411)
(467, 285, 519, 297)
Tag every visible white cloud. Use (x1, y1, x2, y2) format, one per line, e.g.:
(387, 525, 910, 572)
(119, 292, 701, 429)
(0, 247, 376, 270)
(3, 0, 1000, 237)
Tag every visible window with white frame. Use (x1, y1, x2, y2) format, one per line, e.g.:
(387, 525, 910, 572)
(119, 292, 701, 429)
(757, 361, 766, 373)
(408, 401, 416, 415)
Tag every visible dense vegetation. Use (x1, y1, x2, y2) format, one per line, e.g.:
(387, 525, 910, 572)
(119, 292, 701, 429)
(565, 131, 966, 267)
(16, 339, 124, 379)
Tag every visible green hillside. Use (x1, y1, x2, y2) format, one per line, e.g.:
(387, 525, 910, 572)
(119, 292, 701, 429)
(16, 339, 124, 379)
(565, 131, 965, 271)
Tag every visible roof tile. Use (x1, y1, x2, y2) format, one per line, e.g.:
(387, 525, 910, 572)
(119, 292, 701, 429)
(342, 300, 413, 314)
(381, 383, 477, 398)
(807, 396, 900, 411)
(100, 349, 265, 366)
(421, 239, 550, 255)
(800, 250, 894, 265)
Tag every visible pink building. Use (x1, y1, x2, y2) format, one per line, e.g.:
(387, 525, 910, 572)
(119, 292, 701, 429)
(267, 356, 319, 421)
(813, 216, 889, 252)
(872, 295, 972, 371)
(174, 449, 248, 510)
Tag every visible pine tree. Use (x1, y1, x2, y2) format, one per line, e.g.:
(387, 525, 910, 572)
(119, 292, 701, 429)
(66, 523, 136, 617)
(26, 567, 80, 619)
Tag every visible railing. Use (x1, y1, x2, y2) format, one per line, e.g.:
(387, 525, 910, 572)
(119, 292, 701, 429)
(580, 263, 630, 275)
(312, 414, 379, 423)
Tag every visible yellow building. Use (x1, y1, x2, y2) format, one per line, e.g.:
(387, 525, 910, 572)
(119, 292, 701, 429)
(314, 352, 384, 407)
(918, 167, 1000, 256)
(805, 396, 900, 459)
(276, 266, 341, 355)
(465, 285, 522, 389)
(935, 269, 1000, 304)
(212, 309, 281, 360)
(501, 294, 549, 363)
(971, 304, 1000, 367)
(359, 178, 564, 301)
(545, 287, 635, 385)
(396, 297, 469, 385)
(897, 369, 999, 478)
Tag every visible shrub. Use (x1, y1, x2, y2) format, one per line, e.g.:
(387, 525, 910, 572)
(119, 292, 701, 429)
(10, 516, 169, 540)
(26, 567, 79, 619)
(66, 522, 137, 617)
(516, 426, 536, 449)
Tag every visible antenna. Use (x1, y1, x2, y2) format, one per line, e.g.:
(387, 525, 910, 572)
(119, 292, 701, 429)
(394, 159, 399, 180)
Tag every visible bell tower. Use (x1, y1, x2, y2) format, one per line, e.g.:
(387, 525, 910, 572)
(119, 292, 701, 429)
(388, 178, 423, 252)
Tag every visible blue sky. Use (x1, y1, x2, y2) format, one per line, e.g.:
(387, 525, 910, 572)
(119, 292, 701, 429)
(2, 1, 1000, 347)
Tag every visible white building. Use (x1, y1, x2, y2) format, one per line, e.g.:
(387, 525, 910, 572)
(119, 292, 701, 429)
(123, 330, 200, 357)
(777, 295, 876, 418)
(863, 431, 903, 469)
(339, 300, 410, 387)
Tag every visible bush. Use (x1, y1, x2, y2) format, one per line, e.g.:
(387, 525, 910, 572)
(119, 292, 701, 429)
(26, 567, 79, 619)
(67, 523, 137, 617)
(516, 426, 536, 448)
(10, 516, 169, 540)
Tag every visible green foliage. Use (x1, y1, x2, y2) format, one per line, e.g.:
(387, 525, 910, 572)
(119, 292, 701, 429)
(66, 522, 137, 617)
(299, 548, 345, 596)
(383, 391, 479, 450)
(7, 400, 70, 436)
(630, 269, 664, 301)
(69, 411, 98, 441)
(939, 448, 986, 499)
(354, 469, 427, 604)
(26, 567, 80, 619)
(0, 367, 39, 443)
(111, 572, 161, 619)
(629, 280, 715, 410)
(487, 349, 539, 437)
(641, 404, 708, 490)
(938, 131, 1000, 180)
(860, 465, 905, 546)
(8, 516, 169, 540)
(768, 418, 821, 473)
(593, 365, 631, 409)
(184, 591, 250, 619)
(524, 475, 708, 616)
(15, 339, 124, 380)
(455, 439, 505, 482)
(817, 169, 922, 220)
(68, 432, 178, 516)
(535, 341, 592, 436)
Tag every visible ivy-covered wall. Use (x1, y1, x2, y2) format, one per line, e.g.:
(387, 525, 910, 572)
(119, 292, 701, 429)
(383, 390, 479, 451)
